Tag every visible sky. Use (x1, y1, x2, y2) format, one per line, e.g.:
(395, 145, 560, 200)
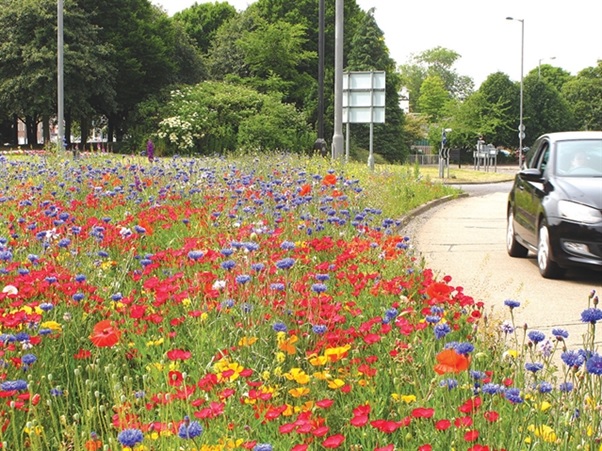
(154, 0, 602, 88)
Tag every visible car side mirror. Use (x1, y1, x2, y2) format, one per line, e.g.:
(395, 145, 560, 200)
(518, 168, 544, 182)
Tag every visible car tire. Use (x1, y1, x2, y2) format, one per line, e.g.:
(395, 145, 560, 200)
(537, 219, 563, 279)
(506, 209, 528, 257)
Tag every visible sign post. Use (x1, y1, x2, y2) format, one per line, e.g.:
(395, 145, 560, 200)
(343, 71, 386, 170)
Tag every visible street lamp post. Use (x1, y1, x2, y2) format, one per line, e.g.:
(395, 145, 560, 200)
(538, 56, 556, 80)
(506, 17, 524, 168)
(313, 0, 326, 156)
(332, 0, 344, 160)
(57, 0, 64, 152)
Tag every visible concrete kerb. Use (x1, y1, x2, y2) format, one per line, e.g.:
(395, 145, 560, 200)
(398, 193, 469, 228)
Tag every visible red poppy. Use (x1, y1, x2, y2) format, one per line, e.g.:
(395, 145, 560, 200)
(291, 445, 308, 451)
(426, 281, 453, 301)
(316, 398, 334, 409)
(299, 184, 312, 196)
(350, 414, 369, 427)
(166, 349, 191, 361)
(374, 446, 394, 451)
(412, 407, 435, 418)
(464, 430, 479, 442)
(483, 410, 500, 422)
(418, 446, 433, 451)
(322, 434, 345, 448)
(322, 174, 337, 186)
(434, 349, 470, 375)
(168, 371, 184, 387)
(454, 416, 473, 428)
(458, 396, 482, 413)
(435, 419, 452, 431)
(89, 320, 121, 347)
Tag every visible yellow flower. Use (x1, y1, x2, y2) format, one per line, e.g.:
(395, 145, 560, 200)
(284, 368, 310, 385)
(503, 349, 519, 360)
(40, 321, 62, 332)
(539, 401, 552, 412)
(288, 387, 310, 398)
(275, 352, 286, 363)
(309, 355, 328, 366)
(261, 370, 271, 380)
(324, 345, 351, 362)
(238, 336, 257, 347)
(327, 378, 345, 389)
(312, 371, 330, 381)
(527, 424, 557, 443)
(182, 297, 191, 306)
(400, 394, 417, 404)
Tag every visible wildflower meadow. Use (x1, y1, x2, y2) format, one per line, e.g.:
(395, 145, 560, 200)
(0, 152, 600, 451)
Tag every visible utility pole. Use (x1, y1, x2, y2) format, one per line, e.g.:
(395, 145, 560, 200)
(332, 0, 344, 159)
(57, 0, 64, 152)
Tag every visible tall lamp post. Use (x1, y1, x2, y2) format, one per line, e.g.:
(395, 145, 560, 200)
(332, 0, 344, 159)
(313, 0, 326, 156)
(506, 16, 524, 168)
(538, 56, 556, 80)
(57, 0, 64, 152)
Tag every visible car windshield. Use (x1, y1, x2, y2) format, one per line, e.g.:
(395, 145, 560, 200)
(556, 139, 602, 177)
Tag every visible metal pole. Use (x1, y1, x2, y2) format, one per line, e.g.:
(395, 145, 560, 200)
(332, 0, 344, 160)
(519, 18, 524, 168)
(57, 0, 64, 152)
(313, 0, 326, 155)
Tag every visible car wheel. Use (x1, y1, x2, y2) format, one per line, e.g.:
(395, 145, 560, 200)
(506, 209, 528, 257)
(537, 219, 563, 279)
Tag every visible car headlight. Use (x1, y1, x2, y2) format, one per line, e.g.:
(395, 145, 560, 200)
(558, 200, 602, 224)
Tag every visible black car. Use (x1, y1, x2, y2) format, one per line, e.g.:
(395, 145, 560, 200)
(506, 131, 602, 278)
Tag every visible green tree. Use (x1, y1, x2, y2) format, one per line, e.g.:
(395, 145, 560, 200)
(418, 75, 450, 122)
(477, 72, 520, 147)
(531, 64, 573, 93)
(562, 61, 602, 130)
(172, 1, 237, 55)
(155, 81, 313, 154)
(0, 0, 115, 145)
(523, 73, 574, 144)
(399, 46, 474, 113)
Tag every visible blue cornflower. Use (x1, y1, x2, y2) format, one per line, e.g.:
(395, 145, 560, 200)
(586, 353, 602, 375)
(581, 308, 602, 324)
(275, 258, 295, 270)
(251, 263, 265, 271)
(280, 241, 295, 250)
(21, 354, 37, 365)
(559, 382, 574, 392)
(439, 378, 458, 389)
(221, 260, 236, 270)
(500, 320, 514, 334)
(316, 274, 330, 282)
(272, 322, 287, 332)
(454, 342, 475, 355)
(220, 248, 234, 256)
(117, 428, 144, 447)
(72, 293, 85, 302)
(538, 382, 553, 393)
(0, 380, 28, 391)
(134, 225, 146, 234)
(505, 388, 523, 404)
(525, 362, 544, 373)
(561, 350, 585, 368)
(236, 274, 251, 284)
(50, 387, 64, 396)
(481, 383, 503, 395)
(434, 323, 451, 339)
(39, 302, 54, 312)
(45, 276, 57, 284)
(311, 283, 327, 293)
(527, 330, 546, 344)
(504, 299, 521, 309)
(0, 250, 12, 261)
(431, 306, 444, 315)
(221, 299, 234, 309)
(75, 274, 86, 282)
(140, 258, 152, 267)
(312, 324, 327, 335)
(383, 308, 398, 324)
(97, 250, 109, 258)
(58, 238, 71, 248)
(253, 444, 273, 451)
(270, 283, 285, 291)
(241, 303, 253, 314)
(188, 250, 204, 260)
(551, 328, 569, 340)
(426, 315, 441, 324)
(178, 419, 203, 439)
(470, 370, 486, 380)
(111, 293, 123, 301)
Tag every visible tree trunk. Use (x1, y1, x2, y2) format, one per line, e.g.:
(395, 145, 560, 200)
(65, 110, 72, 148)
(25, 115, 37, 147)
(42, 115, 50, 145)
(12, 115, 18, 145)
(80, 115, 89, 150)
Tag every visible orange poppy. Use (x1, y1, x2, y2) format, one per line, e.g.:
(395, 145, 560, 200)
(89, 320, 121, 347)
(322, 174, 337, 186)
(299, 184, 312, 196)
(434, 349, 470, 374)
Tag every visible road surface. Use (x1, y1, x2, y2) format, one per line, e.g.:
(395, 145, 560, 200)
(406, 181, 602, 352)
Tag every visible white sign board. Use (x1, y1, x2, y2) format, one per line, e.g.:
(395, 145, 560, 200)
(343, 71, 386, 124)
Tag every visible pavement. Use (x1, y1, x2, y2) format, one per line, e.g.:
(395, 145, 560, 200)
(403, 181, 602, 353)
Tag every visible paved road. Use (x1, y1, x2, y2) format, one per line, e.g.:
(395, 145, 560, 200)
(407, 181, 602, 351)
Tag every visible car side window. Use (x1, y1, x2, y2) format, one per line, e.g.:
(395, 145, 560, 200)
(538, 144, 550, 174)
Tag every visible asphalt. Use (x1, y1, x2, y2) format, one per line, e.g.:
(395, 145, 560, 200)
(402, 177, 602, 354)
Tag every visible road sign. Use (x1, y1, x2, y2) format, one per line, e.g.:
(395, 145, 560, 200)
(519, 132, 525, 139)
(519, 124, 525, 132)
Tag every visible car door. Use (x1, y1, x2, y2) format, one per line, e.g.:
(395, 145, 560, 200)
(514, 138, 550, 245)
